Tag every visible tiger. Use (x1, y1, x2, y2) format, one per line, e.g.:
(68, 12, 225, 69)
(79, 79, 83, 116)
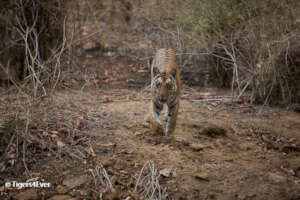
(145, 48, 181, 136)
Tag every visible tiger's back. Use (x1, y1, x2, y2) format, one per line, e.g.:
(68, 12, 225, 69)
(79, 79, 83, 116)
(148, 48, 181, 136)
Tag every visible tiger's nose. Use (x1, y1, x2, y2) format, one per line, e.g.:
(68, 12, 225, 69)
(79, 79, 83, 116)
(160, 96, 167, 102)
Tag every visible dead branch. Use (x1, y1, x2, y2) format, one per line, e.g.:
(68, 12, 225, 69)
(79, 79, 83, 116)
(134, 161, 169, 200)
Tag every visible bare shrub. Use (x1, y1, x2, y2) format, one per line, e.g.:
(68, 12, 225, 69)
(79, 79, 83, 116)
(134, 161, 170, 200)
(184, 0, 300, 104)
(0, 0, 68, 97)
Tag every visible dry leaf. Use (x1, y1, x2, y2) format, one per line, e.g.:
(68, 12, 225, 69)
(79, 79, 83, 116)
(57, 140, 66, 148)
(75, 114, 84, 120)
(42, 131, 48, 137)
(137, 69, 147, 73)
(211, 102, 218, 107)
(26, 177, 40, 183)
(31, 172, 40, 176)
(195, 172, 209, 181)
(87, 147, 96, 157)
(58, 128, 66, 133)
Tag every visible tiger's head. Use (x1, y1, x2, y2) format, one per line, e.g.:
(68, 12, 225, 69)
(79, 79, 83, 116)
(151, 67, 177, 103)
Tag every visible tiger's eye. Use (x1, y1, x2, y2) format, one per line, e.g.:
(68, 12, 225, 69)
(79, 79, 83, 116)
(166, 79, 172, 89)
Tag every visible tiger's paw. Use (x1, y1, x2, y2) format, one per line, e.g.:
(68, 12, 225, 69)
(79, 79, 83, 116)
(165, 127, 175, 136)
(150, 123, 164, 135)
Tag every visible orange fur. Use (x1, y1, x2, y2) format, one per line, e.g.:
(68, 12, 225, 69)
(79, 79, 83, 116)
(147, 48, 181, 135)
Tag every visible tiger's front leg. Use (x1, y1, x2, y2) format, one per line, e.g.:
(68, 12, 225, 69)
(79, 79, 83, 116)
(149, 101, 164, 134)
(165, 101, 179, 136)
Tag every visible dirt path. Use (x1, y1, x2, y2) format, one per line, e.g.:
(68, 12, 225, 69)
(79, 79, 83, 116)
(1, 88, 300, 200)
(92, 91, 300, 200)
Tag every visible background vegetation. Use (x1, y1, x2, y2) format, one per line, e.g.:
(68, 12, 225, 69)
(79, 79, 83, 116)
(1, 0, 299, 104)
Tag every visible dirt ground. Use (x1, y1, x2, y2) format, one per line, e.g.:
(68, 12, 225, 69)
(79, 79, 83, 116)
(1, 84, 300, 200)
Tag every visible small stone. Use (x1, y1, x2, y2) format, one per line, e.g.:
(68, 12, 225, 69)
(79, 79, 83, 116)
(14, 188, 38, 200)
(174, 137, 185, 142)
(62, 175, 89, 189)
(159, 168, 172, 177)
(134, 131, 142, 136)
(195, 172, 209, 181)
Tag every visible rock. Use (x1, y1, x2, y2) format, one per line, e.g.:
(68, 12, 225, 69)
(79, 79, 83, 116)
(62, 175, 89, 189)
(286, 158, 300, 170)
(174, 137, 190, 146)
(159, 168, 171, 177)
(134, 131, 142, 136)
(195, 172, 209, 181)
(47, 195, 78, 200)
(267, 173, 287, 183)
(56, 185, 68, 194)
(174, 137, 185, 142)
(14, 188, 38, 200)
(190, 143, 206, 151)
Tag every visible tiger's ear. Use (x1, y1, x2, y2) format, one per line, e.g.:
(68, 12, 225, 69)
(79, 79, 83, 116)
(152, 67, 160, 77)
(170, 68, 177, 78)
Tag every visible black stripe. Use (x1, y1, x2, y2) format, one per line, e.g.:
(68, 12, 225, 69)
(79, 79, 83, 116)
(168, 104, 177, 116)
(154, 101, 163, 111)
(168, 96, 178, 107)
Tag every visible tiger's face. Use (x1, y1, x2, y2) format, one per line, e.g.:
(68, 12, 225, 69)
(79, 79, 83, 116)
(152, 68, 177, 103)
